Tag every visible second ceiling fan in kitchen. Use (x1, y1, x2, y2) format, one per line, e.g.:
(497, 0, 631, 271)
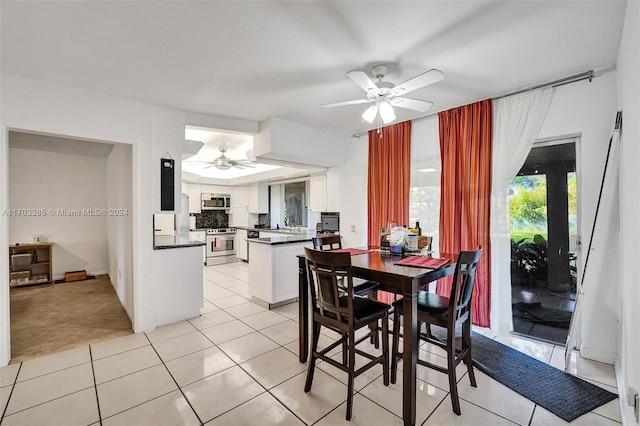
(186, 143, 254, 170)
(321, 64, 444, 126)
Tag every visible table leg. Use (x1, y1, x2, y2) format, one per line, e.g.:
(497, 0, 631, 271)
(402, 282, 418, 426)
(298, 256, 309, 363)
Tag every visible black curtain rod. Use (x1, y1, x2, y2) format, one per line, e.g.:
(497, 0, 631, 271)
(352, 68, 602, 138)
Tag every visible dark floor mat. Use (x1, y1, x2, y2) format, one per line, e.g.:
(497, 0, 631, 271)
(472, 332, 617, 422)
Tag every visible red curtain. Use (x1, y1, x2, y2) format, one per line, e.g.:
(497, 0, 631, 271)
(367, 121, 412, 305)
(438, 100, 493, 327)
(367, 121, 412, 249)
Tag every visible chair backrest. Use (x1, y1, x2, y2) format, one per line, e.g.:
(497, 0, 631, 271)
(304, 247, 354, 325)
(312, 235, 342, 251)
(448, 247, 482, 325)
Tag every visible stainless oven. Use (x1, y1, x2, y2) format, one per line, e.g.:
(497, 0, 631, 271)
(206, 228, 237, 265)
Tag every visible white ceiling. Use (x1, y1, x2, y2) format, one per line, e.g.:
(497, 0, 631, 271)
(0, 1, 626, 139)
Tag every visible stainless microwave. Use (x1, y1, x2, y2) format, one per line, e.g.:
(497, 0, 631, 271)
(201, 193, 231, 210)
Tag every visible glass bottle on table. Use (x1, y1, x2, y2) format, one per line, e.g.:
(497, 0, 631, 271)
(416, 221, 422, 236)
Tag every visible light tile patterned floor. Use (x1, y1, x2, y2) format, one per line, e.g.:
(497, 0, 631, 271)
(0, 261, 622, 425)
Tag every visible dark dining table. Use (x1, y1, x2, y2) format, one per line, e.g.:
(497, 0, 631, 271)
(297, 250, 456, 426)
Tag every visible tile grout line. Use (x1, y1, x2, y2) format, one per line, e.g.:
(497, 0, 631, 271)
(144, 332, 205, 426)
(88, 345, 104, 425)
(0, 362, 23, 423)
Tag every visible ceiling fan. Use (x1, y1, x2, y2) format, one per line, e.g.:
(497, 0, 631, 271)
(187, 144, 254, 170)
(321, 65, 443, 125)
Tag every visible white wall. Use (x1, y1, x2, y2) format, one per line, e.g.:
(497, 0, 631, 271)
(616, 1, 640, 422)
(537, 70, 619, 363)
(326, 135, 368, 249)
(107, 143, 134, 319)
(0, 74, 186, 366)
(8, 147, 109, 279)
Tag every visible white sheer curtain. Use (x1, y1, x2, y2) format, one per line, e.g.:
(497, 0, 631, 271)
(490, 88, 554, 334)
(410, 115, 440, 251)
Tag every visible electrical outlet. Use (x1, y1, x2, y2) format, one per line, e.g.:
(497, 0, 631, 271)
(350, 224, 356, 232)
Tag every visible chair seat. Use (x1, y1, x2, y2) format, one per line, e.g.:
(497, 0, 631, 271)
(392, 291, 450, 316)
(324, 296, 389, 324)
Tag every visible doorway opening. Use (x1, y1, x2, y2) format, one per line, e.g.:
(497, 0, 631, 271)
(509, 140, 578, 345)
(7, 131, 134, 363)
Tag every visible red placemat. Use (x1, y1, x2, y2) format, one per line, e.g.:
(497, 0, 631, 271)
(394, 256, 450, 268)
(331, 248, 370, 256)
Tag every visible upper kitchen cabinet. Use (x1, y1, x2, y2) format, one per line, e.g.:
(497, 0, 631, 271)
(308, 174, 327, 212)
(232, 186, 249, 208)
(248, 182, 268, 214)
(231, 186, 249, 226)
(186, 184, 202, 213)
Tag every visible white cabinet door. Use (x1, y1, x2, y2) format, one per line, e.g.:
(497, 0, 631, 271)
(189, 230, 207, 265)
(309, 174, 327, 212)
(187, 184, 201, 213)
(248, 182, 268, 213)
(273, 243, 312, 302)
(232, 186, 249, 208)
(236, 229, 248, 261)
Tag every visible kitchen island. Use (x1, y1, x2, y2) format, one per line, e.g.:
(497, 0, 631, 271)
(153, 234, 206, 326)
(248, 235, 313, 308)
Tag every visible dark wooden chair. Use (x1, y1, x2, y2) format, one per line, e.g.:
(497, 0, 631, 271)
(390, 247, 482, 415)
(304, 247, 391, 420)
(311, 235, 379, 297)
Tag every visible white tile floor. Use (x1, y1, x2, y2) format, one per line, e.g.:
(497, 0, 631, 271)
(0, 261, 622, 425)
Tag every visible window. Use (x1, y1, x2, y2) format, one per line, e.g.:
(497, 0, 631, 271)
(268, 180, 309, 228)
(284, 181, 308, 227)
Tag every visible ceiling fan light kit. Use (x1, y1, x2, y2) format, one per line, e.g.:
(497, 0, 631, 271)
(186, 144, 255, 171)
(322, 64, 443, 129)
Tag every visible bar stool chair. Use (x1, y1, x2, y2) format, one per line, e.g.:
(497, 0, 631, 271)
(304, 247, 391, 420)
(311, 235, 379, 297)
(390, 247, 482, 415)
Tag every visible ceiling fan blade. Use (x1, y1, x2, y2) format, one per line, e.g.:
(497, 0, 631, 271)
(320, 98, 372, 108)
(346, 70, 380, 95)
(390, 69, 443, 96)
(390, 97, 434, 112)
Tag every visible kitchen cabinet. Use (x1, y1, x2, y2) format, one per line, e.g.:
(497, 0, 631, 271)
(9, 243, 54, 287)
(153, 244, 203, 326)
(189, 230, 207, 264)
(186, 184, 202, 213)
(248, 182, 268, 213)
(236, 229, 248, 261)
(309, 174, 327, 212)
(232, 186, 249, 208)
(231, 186, 249, 226)
(248, 239, 312, 306)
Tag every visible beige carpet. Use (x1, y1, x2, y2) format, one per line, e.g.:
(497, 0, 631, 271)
(9, 275, 132, 364)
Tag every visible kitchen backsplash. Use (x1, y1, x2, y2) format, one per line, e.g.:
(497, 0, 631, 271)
(192, 211, 228, 229)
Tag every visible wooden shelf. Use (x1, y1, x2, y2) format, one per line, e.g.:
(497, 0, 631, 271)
(9, 243, 54, 287)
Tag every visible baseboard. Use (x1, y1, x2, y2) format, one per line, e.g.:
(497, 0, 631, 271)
(579, 344, 617, 365)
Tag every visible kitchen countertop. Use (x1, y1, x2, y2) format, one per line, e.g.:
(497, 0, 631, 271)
(247, 235, 313, 245)
(236, 226, 317, 235)
(154, 234, 206, 250)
